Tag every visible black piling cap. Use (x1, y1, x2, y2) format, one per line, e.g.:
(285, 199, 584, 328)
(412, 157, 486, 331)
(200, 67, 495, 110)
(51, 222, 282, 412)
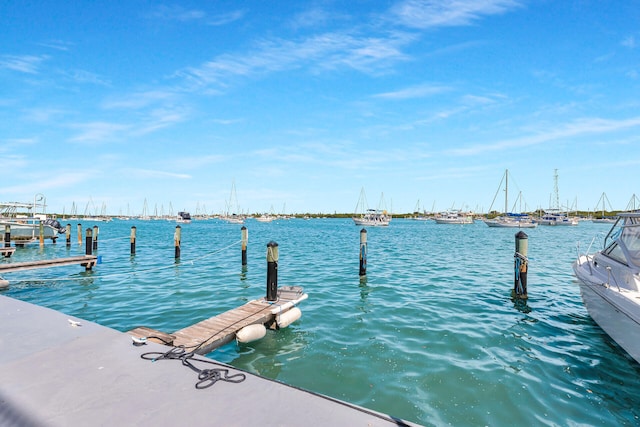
(515, 231, 528, 239)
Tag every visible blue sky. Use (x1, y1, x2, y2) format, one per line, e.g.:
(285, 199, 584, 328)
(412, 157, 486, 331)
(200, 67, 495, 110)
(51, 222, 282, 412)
(2, 1, 639, 216)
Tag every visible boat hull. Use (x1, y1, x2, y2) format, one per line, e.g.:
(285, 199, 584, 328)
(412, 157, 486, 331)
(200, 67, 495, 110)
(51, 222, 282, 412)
(0, 221, 59, 242)
(573, 254, 640, 364)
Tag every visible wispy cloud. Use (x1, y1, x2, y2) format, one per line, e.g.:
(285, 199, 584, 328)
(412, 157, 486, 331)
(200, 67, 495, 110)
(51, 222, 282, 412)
(102, 90, 177, 110)
(391, 0, 522, 29)
(373, 83, 451, 99)
(447, 116, 640, 156)
(37, 40, 73, 51)
(150, 5, 205, 22)
(68, 121, 131, 143)
(208, 10, 246, 26)
(176, 30, 414, 90)
(622, 35, 637, 48)
(125, 168, 192, 179)
(0, 54, 49, 74)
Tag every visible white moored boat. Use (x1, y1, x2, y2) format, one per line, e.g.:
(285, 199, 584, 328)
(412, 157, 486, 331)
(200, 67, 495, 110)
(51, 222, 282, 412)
(484, 169, 537, 228)
(573, 212, 640, 364)
(0, 201, 66, 243)
(352, 188, 391, 227)
(434, 210, 474, 224)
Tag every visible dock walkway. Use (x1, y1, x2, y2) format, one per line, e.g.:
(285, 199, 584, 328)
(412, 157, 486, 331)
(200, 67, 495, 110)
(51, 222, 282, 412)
(0, 255, 97, 273)
(0, 295, 420, 426)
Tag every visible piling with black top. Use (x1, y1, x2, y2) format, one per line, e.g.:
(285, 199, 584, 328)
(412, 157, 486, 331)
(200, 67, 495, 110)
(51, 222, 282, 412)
(66, 224, 71, 247)
(85, 228, 93, 256)
(359, 228, 367, 277)
(4, 225, 10, 249)
(241, 226, 248, 266)
(77, 224, 82, 245)
(266, 241, 278, 301)
(174, 225, 181, 259)
(130, 226, 137, 255)
(92, 226, 99, 251)
(514, 231, 528, 299)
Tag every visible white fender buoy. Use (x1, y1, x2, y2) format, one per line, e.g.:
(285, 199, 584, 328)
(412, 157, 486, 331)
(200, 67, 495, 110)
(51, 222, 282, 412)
(276, 307, 302, 328)
(236, 324, 266, 343)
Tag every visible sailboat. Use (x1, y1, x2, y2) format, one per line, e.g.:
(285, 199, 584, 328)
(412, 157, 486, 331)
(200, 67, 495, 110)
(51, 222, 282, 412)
(483, 169, 537, 228)
(222, 180, 245, 224)
(592, 192, 616, 223)
(352, 188, 391, 226)
(537, 169, 578, 226)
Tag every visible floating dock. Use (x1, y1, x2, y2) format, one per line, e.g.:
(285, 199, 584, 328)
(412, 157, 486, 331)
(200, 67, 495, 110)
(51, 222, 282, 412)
(129, 286, 308, 354)
(0, 295, 419, 426)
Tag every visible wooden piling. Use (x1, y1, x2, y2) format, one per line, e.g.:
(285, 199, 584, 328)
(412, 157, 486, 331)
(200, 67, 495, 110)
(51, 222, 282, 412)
(241, 226, 248, 266)
(174, 225, 181, 259)
(39, 221, 44, 247)
(66, 224, 71, 247)
(514, 231, 528, 299)
(77, 224, 82, 246)
(359, 228, 367, 277)
(4, 225, 10, 248)
(85, 228, 93, 256)
(130, 226, 136, 255)
(92, 226, 99, 251)
(266, 241, 278, 301)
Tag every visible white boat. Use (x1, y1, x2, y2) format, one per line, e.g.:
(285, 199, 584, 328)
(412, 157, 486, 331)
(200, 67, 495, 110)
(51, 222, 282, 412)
(0, 201, 66, 243)
(434, 210, 474, 224)
(176, 211, 191, 223)
(573, 212, 640, 364)
(484, 169, 537, 228)
(255, 214, 275, 223)
(537, 210, 578, 226)
(352, 188, 391, 227)
(353, 209, 391, 227)
(537, 170, 578, 226)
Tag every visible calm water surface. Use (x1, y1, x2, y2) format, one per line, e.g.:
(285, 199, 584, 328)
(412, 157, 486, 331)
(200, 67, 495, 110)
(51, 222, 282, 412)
(3, 218, 640, 426)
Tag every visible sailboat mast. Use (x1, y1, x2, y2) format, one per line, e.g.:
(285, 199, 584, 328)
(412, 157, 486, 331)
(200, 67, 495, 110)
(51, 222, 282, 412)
(504, 169, 509, 214)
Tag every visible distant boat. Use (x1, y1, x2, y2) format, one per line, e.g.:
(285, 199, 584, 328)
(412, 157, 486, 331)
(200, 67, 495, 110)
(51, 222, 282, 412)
(537, 169, 578, 226)
(176, 211, 191, 223)
(352, 188, 391, 227)
(592, 192, 616, 223)
(573, 212, 640, 364)
(0, 200, 66, 243)
(484, 169, 537, 228)
(433, 209, 474, 224)
(537, 210, 578, 226)
(255, 214, 275, 223)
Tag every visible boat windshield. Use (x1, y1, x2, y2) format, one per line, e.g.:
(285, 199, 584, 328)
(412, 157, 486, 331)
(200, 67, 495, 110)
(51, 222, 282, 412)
(605, 215, 640, 267)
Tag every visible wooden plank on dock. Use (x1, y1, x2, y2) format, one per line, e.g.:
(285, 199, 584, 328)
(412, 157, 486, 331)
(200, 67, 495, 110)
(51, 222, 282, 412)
(129, 286, 307, 355)
(0, 255, 98, 273)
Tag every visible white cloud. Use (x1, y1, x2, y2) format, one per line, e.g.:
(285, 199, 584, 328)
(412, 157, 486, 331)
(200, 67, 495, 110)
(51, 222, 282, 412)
(447, 116, 640, 156)
(0, 54, 49, 74)
(391, 0, 522, 29)
(373, 83, 451, 99)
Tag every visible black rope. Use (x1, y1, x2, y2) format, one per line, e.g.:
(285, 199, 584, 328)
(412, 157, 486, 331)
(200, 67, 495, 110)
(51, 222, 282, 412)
(140, 346, 246, 389)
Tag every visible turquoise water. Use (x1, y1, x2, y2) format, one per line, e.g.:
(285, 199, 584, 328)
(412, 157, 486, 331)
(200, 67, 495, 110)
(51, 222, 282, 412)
(3, 218, 640, 426)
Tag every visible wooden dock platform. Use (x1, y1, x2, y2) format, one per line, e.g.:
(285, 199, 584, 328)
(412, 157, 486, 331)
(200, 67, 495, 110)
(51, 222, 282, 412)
(0, 255, 97, 289)
(129, 286, 308, 354)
